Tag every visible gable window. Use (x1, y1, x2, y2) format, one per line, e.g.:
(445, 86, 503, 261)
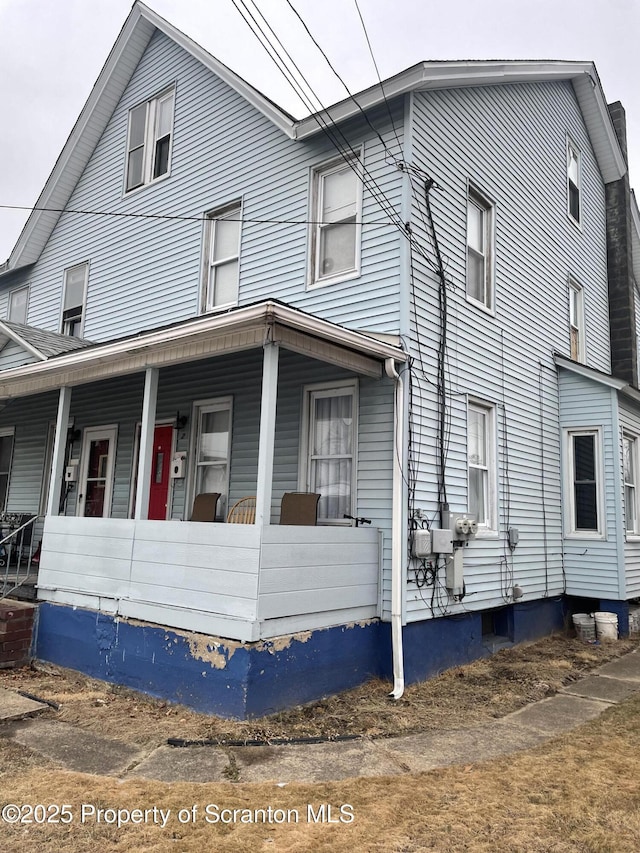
(301, 381, 357, 523)
(466, 186, 494, 311)
(7, 286, 29, 324)
(565, 428, 603, 536)
(61, 263, 88, 337)
(202, 203, 241, 311)
(624, 435, 638, 535)
(309, 154, 362, 286)
(567, 139, 581, 225)
(191, 398, 232, 520)
(125, 87, 175, 192)
(569, 278, 585, 362)
(467, 400, 497, 531)
(0, 429, 14, 511)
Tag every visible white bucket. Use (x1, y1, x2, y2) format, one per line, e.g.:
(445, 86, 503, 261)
(572, 613, 596, 642)
(594, 611, 618, 641)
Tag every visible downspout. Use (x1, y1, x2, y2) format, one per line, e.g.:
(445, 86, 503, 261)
(385, 357, 405, 699)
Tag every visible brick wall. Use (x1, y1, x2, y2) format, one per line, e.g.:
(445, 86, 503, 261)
(0, 599, 36, 668)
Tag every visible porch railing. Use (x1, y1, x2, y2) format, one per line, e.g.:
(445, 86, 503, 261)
(0, 514, 42, 600)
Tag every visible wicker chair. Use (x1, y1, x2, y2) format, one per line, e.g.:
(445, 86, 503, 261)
(190, 493, 221, 522)
(279, 492, 320, 525)
(226, 496, 256, 524)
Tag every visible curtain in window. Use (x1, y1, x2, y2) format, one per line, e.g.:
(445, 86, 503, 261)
(311, 394, 353, 520)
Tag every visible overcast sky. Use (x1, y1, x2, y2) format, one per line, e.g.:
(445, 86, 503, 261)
(1, 0, 639, 261)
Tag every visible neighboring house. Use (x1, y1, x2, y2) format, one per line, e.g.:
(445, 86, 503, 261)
(1, 2, 639, 717)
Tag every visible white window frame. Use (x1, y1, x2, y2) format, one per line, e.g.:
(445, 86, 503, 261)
(0, 427, 15, 512)
(467, 399, 498, 534)
(188, 396, 233, 521)
(569, 277, 586, 363)
(60, 262, 89, 337)
(308, 151, 363, 288)
(201, 202, 242, 313)
(298, 379, 358, 525)
(623, 433, 640, 538)
(124, 86, 175, 194)
(465, 184, 495, 313)
(7, 286, 29, 324)
(567, 137, 582, 227)
(564, 427, 605, 539)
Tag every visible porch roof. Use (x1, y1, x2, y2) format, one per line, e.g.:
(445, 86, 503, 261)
(0, 301, 407, 400)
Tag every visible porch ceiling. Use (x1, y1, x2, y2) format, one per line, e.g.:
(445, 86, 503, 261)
(0, 301, 407, 399)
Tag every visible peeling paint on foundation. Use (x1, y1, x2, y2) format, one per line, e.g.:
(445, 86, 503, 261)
(158, 626, 245, 669)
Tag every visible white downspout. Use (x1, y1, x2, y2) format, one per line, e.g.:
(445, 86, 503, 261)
(385, 357, 405, 699)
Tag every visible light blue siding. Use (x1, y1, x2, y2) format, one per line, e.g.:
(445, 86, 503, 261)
(618, 397, 640, 597)
(0, 341, 39, 371)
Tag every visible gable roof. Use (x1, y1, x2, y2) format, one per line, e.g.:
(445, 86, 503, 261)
(0, 320, 93, 362)
(2, 3, 628, 276)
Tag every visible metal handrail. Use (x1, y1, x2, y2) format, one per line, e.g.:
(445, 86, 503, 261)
(0, 514, 42, 600)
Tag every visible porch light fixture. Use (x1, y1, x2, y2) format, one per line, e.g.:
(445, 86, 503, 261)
(176, 412, 189, 430)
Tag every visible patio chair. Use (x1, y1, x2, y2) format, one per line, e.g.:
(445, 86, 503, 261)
(279, 492, 320, 526)
(226, 496, 256, 524)
(190, 492, 221, 522)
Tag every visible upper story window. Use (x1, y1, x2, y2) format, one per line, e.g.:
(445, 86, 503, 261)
(309, 153, 362, 287)
(125, 87, 175, 192)
(467, 399, 497, 533)
(7, 286, 29, 324)
(61, 263, 88, 337)
(569, 278, 585, 362)
(567, 139, 581, 226)
(466, 186, 494, 311)
(202, 203, 242, 312)
(565, 428, 603, 537)
(624, 434, 639, 536)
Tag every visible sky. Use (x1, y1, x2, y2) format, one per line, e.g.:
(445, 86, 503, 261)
(1, 0, 640, 261)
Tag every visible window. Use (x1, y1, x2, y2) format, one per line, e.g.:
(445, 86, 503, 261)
(309, 154, 362, 286)
(0, 429, 14, 511)
(466, 186, 494, 310)
(565, 429, 603, 536)
(202, 203, 241, 311)
(125, 87, 175, 192)
(7, 286, 29, 324)
(569, 278, 585, 362)
(624, 435, 638, 535)
(301, 381, 357, 523)
(467, 400, 496, 531)
(567, 139, 581, 225)
(191, 398, 232, 520)
(61, 263, 88, 337)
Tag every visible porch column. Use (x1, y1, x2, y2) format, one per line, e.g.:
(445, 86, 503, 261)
(134, 368, 159, 521)
(47, 386, 72, 516)
(255, 342, 279, 526)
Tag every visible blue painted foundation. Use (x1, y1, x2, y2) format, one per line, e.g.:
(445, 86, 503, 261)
(35, 595, 567, 718)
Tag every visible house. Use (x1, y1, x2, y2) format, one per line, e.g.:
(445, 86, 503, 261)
(1, 2, 639, 718)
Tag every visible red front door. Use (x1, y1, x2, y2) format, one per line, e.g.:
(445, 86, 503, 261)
(148, 425, 173, 520)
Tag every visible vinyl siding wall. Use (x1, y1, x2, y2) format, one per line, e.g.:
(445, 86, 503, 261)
(618, 396, 640, 597)
(21, 30, 404, 341)
(398, 81, 611, 620)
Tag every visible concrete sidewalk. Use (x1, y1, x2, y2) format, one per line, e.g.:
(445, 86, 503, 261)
(1, 650, 640, 783)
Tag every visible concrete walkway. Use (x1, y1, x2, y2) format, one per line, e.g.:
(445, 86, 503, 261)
(1, 650, 640, 783)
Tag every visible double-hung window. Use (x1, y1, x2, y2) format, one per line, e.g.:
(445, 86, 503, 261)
(61, 263, 88, 337)
(624, 434, 638, 535)
(301, 381, 357, 523)
(565, 428, 603, 536)
(466, 186, 494, 311)
(567, 139, 581, 225)
(125, 87, 175, 192)
(192, 398, 232, 520)
(468, 400, 496, 531)
(569, 278, 585, 362)
(202, 203, 241, 311)
(7, 286, 29, 324)
(309, 154, 362, 286)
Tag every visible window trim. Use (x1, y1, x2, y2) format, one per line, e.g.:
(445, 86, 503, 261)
(568, 277, 586, 363)
(566, 137, 582, 228)
(0, 427, 15, 513)
(187, 396, 233, 521)
(298, 378, 358, 525)
(307, 151, 363, 289)
(60, 262, 89, 337)
(564, 427, 605, 539)
(467, 398, 498, 535)
(465, 183, 495, 314)
(124, 85, 176, 196)
(623, 433, 640, 539)
(7, 285, 29, 324)
(200, 201, 242, 313)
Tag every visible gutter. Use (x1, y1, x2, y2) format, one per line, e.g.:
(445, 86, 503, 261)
(385, 357, 405, 699)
